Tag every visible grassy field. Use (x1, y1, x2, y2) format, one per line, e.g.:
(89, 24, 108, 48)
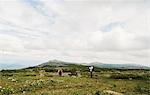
(0, 69, 150, 95)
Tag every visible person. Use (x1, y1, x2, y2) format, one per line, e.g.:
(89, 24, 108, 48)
(89, 66, 94, 78)
(58, 69, 63, 76)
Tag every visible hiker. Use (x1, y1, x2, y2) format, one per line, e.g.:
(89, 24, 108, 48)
(89, 66, 94, 78)
(58, 69, 63, 76)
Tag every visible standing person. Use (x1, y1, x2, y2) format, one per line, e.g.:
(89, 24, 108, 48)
(58, 68, 63, 76)
(89, 66, 94, 78)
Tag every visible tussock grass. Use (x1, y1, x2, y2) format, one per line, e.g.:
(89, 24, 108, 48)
(0, 69, 149, 95)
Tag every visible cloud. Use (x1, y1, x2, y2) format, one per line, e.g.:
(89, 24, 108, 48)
(0, 0, 149, 66)
(101, 21, 126, 32)
(88, 24, 150, 51)
(21, 0, 56, 24)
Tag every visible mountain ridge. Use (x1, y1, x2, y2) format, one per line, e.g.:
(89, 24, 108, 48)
(0, 60, 149, 70)
(87, 62, 149, 69)
(38, 60, 150, 69)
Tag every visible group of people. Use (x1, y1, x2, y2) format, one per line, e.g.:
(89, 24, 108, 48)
(57, 66, 94, 77)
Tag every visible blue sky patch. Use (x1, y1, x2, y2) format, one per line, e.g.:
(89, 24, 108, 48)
(22, 0, 56, 24)
(101, 21, 126, 32)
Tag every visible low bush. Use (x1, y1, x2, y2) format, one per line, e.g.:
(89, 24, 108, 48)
(95, 90, 101, 95)
(0, 87, 14, 95)
(134, 84, 149, 94)
(2, 73, 13, 76)
(110, 73, 149, 80)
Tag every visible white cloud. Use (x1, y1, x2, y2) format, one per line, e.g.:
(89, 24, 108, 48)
(0, 0, 149, 66)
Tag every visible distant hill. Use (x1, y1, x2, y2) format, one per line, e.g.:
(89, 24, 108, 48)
(0, 60, 149, 70)
(88, 62, 150, 69)
(25, 60, 89, 72)
(38, 60, 71, 67)
(0, 63, 27, 70)
(38, 60, 149, 69)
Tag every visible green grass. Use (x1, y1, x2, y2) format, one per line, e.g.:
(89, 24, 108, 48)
(0, 69, 149, 95)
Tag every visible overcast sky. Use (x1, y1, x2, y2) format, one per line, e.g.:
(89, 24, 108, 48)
(0, 0, 149, 67)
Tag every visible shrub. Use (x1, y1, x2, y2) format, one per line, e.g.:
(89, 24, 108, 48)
(0, 87, 14, 95)
(73, 92, 80, 95)
(2, 73, 13, 76)
(110, 73, 149, 80)
(24, 74, 36, 76)
(41, 92, 49, 95)
(134, 84, 149, 94)
(70, 68, 77, 76)
(95, 90, 101, 95)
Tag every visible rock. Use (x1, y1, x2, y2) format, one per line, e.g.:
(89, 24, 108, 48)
(11, 78, 17, 82)
(23, 91, 26, 94)
(8, 77, 12, 80)
(103, 90, 124, 95)
(39, 70, 45, 77)
(72, 76, 77, 78)
(129, 78, 132, 80)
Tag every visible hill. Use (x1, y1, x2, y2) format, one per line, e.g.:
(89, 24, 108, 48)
(37, 60, 150, 70)
(25, 60, 89, 72)
(20, 60, 149, 74)
(0, 60, 149, 70)
(88, 62, 150, 69)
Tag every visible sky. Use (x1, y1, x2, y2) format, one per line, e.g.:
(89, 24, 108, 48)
(0, 0, 150, 67)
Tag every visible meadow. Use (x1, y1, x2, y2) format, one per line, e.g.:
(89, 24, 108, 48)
(0, 68, 149, 95)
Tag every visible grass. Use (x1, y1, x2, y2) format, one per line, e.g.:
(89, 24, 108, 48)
(0, 69, 149, 95)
